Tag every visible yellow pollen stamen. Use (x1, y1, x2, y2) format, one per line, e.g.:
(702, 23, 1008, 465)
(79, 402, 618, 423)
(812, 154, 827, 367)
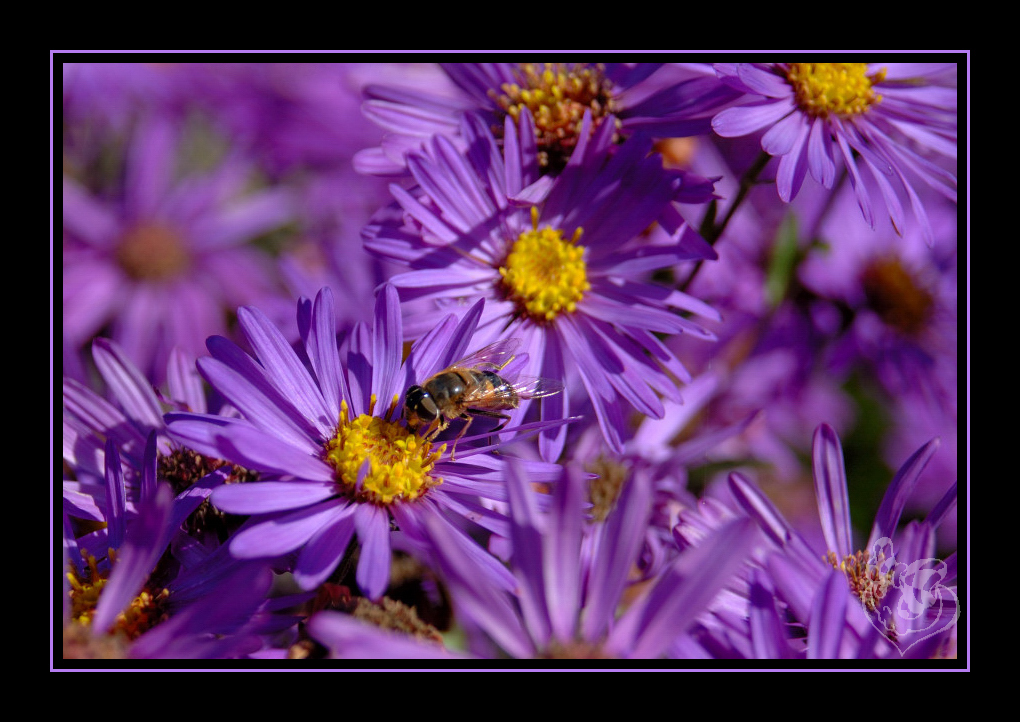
(323, 399, 443, 505)
(786, 63, 886, 119)
(115, 222, 192, 281)
(499, 207, 590, 323)
(67, 552, 169, 640)
(826, 549, 895, 614)
(492, 63, 619, 170)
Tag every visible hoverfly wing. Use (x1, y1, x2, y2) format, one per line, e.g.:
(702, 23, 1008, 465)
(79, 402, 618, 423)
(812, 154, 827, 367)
(448, 337, 522, 372)
(510, 375, 565, 400)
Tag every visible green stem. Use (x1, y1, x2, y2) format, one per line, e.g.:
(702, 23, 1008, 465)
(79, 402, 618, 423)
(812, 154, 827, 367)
(682, 150, 772, 292)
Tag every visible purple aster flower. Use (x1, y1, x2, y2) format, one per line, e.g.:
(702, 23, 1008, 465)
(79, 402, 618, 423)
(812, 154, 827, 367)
(798, 183, 957, 412)
(355, 62, 740, 176)
(62, 112, 293, 383)
(63, 336, 255, 547)
(711, 63, 957, 246)
(729, 423, 959, 658)
(254, 168, 410, 343)
(564, 369, 761, 582)
(364, 109, 721, 458)
(62, 439, 275, 661)
(423, 460, 757, 659)
(186, 63, 394, 177)
(62, 62, 199, 133)
(166, 285, 565, 601)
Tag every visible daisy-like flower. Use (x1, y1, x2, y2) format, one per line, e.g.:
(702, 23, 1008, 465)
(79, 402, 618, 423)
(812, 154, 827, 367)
(423, 460, 757, 660)
(62, 112, 293, 382)
(62, 440, 275, 661)
(728, 423, 958, 658)
(711, 63, 957, 246)
(62, 336, 255, 545)
(166, 285, 565, 601)
(355, 62, 740, 176)
(364, 109, 720, 458)
(798, 183, 957, 411)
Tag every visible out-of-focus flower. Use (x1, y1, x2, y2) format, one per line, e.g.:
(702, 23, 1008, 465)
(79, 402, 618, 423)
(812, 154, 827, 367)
(729, 423, 958, 658)
(424, 461, 757, 659)
(797, 184, 958, 541)
(364, 110, 720, 458)
(799, 184, 957, 411)
(62, 62, 198, 132)
(62, 114, 293, 382)
(187, 63, 389, 176)
(711, 63, 957, 245)
(166, 286, 565, 601)
(355, 62, 740, 176)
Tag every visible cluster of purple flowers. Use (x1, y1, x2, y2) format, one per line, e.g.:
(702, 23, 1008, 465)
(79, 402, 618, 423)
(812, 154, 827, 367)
(58, 60, 964, 667)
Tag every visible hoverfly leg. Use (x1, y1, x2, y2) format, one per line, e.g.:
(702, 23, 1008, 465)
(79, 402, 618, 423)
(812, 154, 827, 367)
(424, 417, 448, 443)
(449, 414, 475, 462)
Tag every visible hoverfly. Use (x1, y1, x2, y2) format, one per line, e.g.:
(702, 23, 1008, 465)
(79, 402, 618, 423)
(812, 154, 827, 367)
(403, 338, 563, 459)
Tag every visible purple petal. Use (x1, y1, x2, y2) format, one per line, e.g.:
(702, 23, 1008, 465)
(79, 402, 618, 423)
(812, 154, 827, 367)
(389, 184, 459, 245)
(807, 569, 849, 659)
(546, 467, 583, 642)
(806, 116, 836, 188)
(866, 437, 940, 552)
(711, 99, 793, 138)
(92, 338, 165, 430)
(371, 284, 403, 409)
(420, 511, 534, 659)
(92, 485, 174, 635)
(761, 109, 805, 157)
(170, 413, 332, 481)
(123, 116, 174, 218)
(924, 481, 957, 532)
(834, 130, 875, 228)
(748, 569, 796, 660)
(354, 503, 391, 600)
(612, 517, 757, 658)
(775, 122, 810, 202)
(305, 287, 344, 423)
(237, 305, 333, 438)
(166, 347, 206, 415)
(812, 424, 854, 560)
(191, 188, 293, 250)
(766, 550, 824, 626)
(581, 467, 653, 642)
(62, 177, 120, 246)
(228, 498, 346, 558)
(505, 461, 553, 648)
(211, 480, 340, 515)
(294, 503, 358, 590)
(735, 64, 792, 98)
(197, 350, 320, 456)
(103, 440, 126, 550)
(307, 610, 459, 659)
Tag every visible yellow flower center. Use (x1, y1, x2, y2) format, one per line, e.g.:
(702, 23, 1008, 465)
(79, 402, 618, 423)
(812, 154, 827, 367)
(67, 552, 170, 640)
(499, 208, 590, 323)
(324, 398, 444, 505)
(493, 63, 619, 171)
(115, 221, 192, 281)
(786, 63, 886, 119)
(826, 549, 894, 614)
(860, 256, 934, 335)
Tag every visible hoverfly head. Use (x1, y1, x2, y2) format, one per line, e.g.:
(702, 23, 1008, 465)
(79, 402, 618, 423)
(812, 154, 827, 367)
(404, 385, 439, 430)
